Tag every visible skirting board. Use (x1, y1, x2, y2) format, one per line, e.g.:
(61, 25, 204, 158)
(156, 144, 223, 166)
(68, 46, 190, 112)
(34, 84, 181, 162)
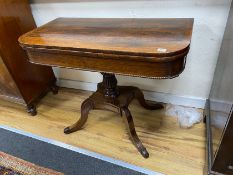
(57, 78, 206, 109)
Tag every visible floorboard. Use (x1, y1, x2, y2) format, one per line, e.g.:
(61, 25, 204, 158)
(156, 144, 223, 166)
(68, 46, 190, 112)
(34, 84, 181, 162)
(0, 88, 206, 175)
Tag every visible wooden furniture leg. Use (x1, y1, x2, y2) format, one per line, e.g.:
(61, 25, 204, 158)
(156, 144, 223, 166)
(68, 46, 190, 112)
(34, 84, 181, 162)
(64, 98, 94, 134)
(64, 73, 164, 158)
(51, 85, 59, 95)
(121, 106, 149, 158)
(27, 104, 37, 116)
(133, 87, 163, 110)
(26, 84, 59, 116)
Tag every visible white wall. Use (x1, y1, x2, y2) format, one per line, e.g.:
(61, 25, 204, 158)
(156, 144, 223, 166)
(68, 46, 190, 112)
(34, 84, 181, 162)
(30, 0, 232, 107)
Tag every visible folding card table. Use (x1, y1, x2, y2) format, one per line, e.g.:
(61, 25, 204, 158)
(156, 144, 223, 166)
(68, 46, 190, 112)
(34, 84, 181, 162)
(19, 18, 193, 158)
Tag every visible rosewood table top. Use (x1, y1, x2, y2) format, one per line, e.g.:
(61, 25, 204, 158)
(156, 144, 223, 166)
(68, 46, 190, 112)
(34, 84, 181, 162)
(19, 18, 194, 79)
(19, 18, 194, 158)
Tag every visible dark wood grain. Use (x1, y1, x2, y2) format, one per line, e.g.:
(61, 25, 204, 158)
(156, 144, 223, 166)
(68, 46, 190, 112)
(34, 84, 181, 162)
(19, 18, 193, 79)
(64, 73, 163, 158)
(0, 0, 57, 115)
(19, 18, 193, 157)
(19, 18, 193, 56)
(0, 57, 22, 101)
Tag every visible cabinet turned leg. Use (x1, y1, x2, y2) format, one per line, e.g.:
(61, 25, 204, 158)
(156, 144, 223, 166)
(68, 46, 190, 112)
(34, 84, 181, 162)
(64, 98, 94, 134)
(133, 87, 164, 110)
(121, 106, 149, 158)
(26, 104, 37, 116)
(51, 84, 59, 95)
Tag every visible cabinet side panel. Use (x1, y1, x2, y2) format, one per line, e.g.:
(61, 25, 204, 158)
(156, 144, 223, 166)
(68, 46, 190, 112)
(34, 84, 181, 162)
(0, 0, 56, 104)
(0, 56, 23, 101)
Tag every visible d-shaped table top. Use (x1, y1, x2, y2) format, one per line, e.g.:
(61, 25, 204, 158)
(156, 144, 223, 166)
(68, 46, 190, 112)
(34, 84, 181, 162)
(19, 18, 194, 79)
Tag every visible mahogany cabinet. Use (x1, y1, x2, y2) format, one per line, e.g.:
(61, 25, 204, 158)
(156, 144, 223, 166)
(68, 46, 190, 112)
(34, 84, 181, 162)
(204, 2, 233, 175)
(0, 0, 57, 115)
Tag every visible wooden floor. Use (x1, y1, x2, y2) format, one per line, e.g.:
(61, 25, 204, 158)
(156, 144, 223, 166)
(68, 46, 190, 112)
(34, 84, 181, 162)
(0, 88, 206, 175)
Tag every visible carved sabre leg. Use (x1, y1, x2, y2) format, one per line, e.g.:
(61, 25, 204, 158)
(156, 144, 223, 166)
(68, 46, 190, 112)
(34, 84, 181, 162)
(64, 98, 94, 134)
(121, 107, 149, 158)
(133, 87, 163, 110)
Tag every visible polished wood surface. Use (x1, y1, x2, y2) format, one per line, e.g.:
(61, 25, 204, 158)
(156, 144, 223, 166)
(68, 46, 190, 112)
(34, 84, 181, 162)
(0, 56, 22, 101)
(19, 18, 193, 157)
(0, 88, 206, 175)
(0, 0, 57, 115)
(19, 18, 193, 56)
(19, 18, 193, 78)
(64, 73, 163, 158)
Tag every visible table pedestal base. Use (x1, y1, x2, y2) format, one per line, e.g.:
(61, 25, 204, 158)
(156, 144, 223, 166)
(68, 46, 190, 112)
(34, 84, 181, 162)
(64, 73, 163, 158)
